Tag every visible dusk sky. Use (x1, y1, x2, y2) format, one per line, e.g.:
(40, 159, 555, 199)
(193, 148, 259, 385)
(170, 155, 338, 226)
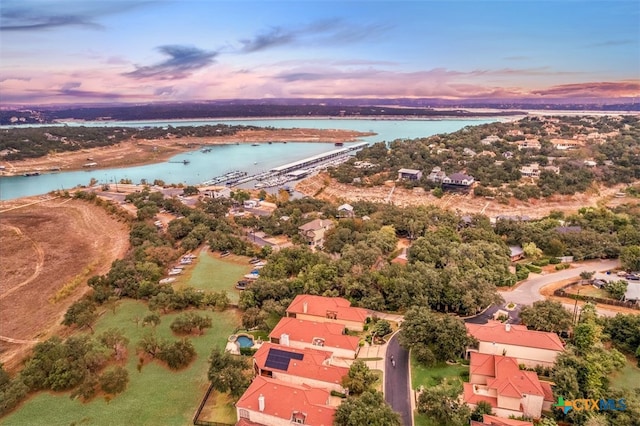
(1, 0, 639, 105)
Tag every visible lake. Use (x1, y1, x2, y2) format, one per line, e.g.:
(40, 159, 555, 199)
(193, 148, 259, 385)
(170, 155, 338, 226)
(0, 118, 498, 200)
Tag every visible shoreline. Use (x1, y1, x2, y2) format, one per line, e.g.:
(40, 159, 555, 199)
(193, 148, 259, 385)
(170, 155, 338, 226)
(0, 127, 374, 177)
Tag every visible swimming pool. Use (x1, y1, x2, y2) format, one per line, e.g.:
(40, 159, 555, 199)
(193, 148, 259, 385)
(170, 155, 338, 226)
(236, 335, 254, 348)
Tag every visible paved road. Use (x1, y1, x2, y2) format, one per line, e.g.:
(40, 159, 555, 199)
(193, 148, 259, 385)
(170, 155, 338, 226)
(385, 333, 412, 426)
(499, 258, 621, 316)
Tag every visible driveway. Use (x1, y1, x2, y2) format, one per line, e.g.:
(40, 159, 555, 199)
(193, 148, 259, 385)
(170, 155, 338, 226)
(499, 258, 621, 316)
(385, 333, 412, 426)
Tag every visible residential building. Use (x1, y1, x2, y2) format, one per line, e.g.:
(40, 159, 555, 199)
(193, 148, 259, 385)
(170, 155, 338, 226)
(551, 138, 583, 150)
(508, 246, 524, 262)
(464, 353, 554, 420)
(236, 376, 336, 426)
(252, 343, 349, 392)
(298, 219, 334, 249)
(337, 203, 355, 218)
(397, 168, 423, 181)
(427, 166, 447, 183)
(286, 294, 369, 331)
(470, 413, 533, 426)
(442, 172, 475, 188)
(269, 317, 360, 359)
(465, 321, 564, 368)
(481, 135, 501, 145)
(515, 139, 541, 150)
(520, 163, 540, 178)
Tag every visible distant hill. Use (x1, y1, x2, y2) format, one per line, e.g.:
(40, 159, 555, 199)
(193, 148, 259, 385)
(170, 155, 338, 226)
(1, 97, 637, 125)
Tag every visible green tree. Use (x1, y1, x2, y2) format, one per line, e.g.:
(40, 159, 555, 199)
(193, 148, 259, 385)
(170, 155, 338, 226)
(142, 312, 161, 328)
(417, 379, 471, 426)
(523, 241, 543, 259)
(97, 328, 129, 360)
(470, 400, 493, 421)
(334, 391, 401, 426)
(399, 306, 473, 365)
(605, 280, 628, 300)
(519, 300, 573, 333)
(207, 348, 250, 398)
(157, 338, 197, 370)
(99, 366, 129, 395)
(341, 360, 378, 396)
(620, 245, 640, 271)
(62, 299, 98, 333)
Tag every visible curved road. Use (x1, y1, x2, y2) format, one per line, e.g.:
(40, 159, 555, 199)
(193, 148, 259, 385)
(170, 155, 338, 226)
(499, 258, 621, 316)
(385, 333, 412, 426)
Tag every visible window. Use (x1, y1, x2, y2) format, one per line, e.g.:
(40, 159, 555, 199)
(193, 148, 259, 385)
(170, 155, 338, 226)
(326, 311, 337, 320)
(239, 409, 250, 419)
(312, 337, 325, 347)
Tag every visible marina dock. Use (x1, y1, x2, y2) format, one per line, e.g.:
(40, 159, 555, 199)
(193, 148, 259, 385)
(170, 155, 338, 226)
(200, 142, 368, 189)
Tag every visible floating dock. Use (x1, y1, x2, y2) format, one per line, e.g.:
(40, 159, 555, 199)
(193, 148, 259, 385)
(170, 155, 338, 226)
(269, 142, 368, 175)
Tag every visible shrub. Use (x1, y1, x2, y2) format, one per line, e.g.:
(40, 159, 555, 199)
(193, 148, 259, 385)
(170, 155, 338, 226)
(549, 257, 561, 264)
(555, 263, 570, 270)
(331, 390, 347, 398)
(526, 264, 542, 274)
(533, 258, 550, 267)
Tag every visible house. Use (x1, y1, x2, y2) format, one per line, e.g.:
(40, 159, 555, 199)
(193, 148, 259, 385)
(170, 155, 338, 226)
(624, 282, 640, 305)
(465, 321, 564, 368)
(481, 135, 501, 145)
(286, 294, 369, 331)
(515, 139, 541, 150)
(337, 203, 354, 218)
(551, 138, 583, 150)
(470, 414, 533, 426)
(508, 246, 524, 262)
(298, 219, 334, 249)
(397, 168, 423, 181)
(463, 353, 554, 419)
(442, 172, 475, 189)
(520, 163, 540, 178)
(203, 186, 231, 199)
(269, 318, 360, 359)
(252, 343, 349, 392)
(427, 166, 447, 183)
(235, 376, 336, 426)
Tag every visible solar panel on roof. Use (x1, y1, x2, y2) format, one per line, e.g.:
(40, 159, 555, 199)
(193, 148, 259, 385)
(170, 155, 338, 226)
(264, 348, 304, 371)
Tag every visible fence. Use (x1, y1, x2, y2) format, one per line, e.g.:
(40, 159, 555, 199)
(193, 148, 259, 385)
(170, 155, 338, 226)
(192, 383, 235, 426)
(554, 287, 640, 310)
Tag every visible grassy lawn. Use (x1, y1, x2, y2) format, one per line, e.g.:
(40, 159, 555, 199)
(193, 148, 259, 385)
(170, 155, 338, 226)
(610, 356, 640, 392)
(176, 250, 253, 304)
(2, 300, 241, 426)
(411, 354, 469, 426)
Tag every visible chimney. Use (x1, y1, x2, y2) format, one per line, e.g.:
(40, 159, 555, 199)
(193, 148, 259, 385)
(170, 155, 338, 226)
(505, 323, 511, 332)
(303, 302, 308, 313)
(258, 394, 265, 412)
(281, 333, 290, 346)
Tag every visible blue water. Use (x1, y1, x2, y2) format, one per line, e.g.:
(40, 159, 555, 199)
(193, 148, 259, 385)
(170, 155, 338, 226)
(0, 118, 497, 200)
(236, 335, 254, 348)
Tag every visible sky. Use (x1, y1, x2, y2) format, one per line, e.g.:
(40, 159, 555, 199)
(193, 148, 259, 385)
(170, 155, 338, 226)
(0, 0, 639, 105)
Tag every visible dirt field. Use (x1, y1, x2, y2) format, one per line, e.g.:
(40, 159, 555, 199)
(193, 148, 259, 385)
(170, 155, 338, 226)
(0, 128, 373, 176)
(296, 173, 636, 219)
(0, 197, 129, 371)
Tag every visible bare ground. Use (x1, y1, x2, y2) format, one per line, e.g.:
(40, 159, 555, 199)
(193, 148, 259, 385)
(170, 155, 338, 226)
(0, 128, 373, 176)
(296, 173, 636, 219)
(0, 197, 129, 372)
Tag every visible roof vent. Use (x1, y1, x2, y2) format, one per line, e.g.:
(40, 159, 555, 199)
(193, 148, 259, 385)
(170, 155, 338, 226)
(505, 323, 511, 332)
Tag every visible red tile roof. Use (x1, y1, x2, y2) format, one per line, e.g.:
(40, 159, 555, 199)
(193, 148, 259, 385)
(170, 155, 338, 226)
(466, 321, 564, 352)
(269, 317, 360, 353)
(466, 353, 554, 406)
(463, 382, 498, 406)
(286, 294, 369, 323)
(253, 343, 349, 386)
(482, 414, 533, 426)
(236, 376, 336, 426)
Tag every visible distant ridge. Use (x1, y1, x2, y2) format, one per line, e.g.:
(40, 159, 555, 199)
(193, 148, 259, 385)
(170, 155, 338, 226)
(2, 97, 638, 125)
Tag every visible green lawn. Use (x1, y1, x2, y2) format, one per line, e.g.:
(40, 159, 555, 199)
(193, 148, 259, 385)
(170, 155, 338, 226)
(411, 355, 469, 426)
(610, 357, 640, 392)
(2, 300, 241, 426)
(176, 250, 253, 304)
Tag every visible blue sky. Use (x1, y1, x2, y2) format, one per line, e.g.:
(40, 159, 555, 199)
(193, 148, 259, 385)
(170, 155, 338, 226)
(1, 0, 638, 105)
